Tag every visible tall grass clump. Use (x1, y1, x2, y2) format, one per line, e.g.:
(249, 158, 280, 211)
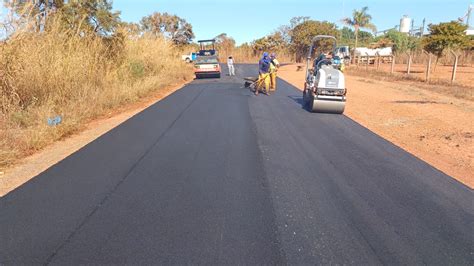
(0, 15, 192, 168)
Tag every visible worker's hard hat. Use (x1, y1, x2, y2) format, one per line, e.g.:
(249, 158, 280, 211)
(270, 53, 276, 58)
(263, 52, 269, 57)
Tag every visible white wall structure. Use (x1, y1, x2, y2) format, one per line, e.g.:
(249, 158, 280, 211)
(354, 47, 393, 57)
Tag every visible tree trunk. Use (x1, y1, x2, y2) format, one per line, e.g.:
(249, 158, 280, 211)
(450, 50, 459, 84)
(352, 25, 359, 64)
(406, 52, 412, 74)
(354, 28, 359, 51)
(425, 53, 432, 82)
(433, 56, 439, 72)
(391, 55, 395, 74)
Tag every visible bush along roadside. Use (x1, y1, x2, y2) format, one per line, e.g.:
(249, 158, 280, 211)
(0, 16, 193, 169)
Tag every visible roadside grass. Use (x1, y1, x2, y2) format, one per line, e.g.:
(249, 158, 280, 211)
(346, 67, 474, 101)
(0, 19, 193, 169)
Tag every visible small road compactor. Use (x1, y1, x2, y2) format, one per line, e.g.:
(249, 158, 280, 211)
(303, 35, 347, 114)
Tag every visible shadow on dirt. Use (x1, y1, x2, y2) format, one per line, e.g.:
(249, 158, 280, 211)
(392, 100, 443, 104)
(396, 70, 425, 74)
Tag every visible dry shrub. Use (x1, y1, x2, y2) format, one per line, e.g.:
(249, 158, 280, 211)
(0, 17, 192, 168)
(213, 44, 294, 64)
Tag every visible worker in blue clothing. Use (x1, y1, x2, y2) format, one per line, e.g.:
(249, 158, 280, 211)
(256, 52, 271, 95)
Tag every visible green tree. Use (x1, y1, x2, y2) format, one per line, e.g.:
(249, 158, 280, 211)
(339, 26, 374, 47)
(267, 32, 287, 50)
(378, 29, 420, 53)
(235, 42, 254, 60)
(342, 6, 376, 54)
(373, 37, 393, 48)
(120, 21, 141, 37)
(357, 31, 374, 46)
(339, 26, 355, 45)
(277, 16, 310, 44)
(140, 12, 194, 45)
(290, 20, 338, 61)
(252, 36, 272, 54)
(60, 0, 121, 35)
(6, 0, 121, 35)
(422, 21, 470, 61)
(4, 0, 65, 20)
(215, 33, 236, 57)
(252, 32, 287, 54)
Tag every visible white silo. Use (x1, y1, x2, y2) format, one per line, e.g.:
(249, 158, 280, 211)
(399, 15, 411, 33)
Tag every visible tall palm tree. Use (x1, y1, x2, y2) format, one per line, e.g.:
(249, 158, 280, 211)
(342, 6, 377, 60)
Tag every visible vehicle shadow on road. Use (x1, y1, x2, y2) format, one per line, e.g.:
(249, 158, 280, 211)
(287, 95, 307, 110)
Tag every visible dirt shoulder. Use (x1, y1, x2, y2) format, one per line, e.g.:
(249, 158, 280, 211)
(0, 82, 189, 197)
(278, 64, 473, 188)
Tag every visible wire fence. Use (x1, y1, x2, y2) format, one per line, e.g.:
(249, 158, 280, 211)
(351, 50, 474, 86)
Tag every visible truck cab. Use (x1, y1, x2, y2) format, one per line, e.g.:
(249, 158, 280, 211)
(197, 39, 217, 56)
(182, 52, 197, 63)
(334, 46, 351, 64)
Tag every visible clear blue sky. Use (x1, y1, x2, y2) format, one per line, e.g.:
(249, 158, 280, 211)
(1, 1, 471, 43)
(114, 0, 472, 44)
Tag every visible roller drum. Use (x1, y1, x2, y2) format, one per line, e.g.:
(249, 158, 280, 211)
(311, 98, 345, 114)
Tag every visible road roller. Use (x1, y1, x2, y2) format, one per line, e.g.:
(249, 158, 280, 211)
(303, 35, 346, 114)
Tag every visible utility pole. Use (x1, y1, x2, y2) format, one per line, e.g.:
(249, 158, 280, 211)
(467, 4, 472, 27)
(459, 4, 473, 26)
(421, 18, 426, 36)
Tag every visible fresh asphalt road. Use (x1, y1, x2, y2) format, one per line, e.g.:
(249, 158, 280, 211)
(1, 64, 473, 265)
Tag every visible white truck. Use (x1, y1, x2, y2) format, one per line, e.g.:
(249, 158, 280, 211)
(334, 46, 351, 63)
(181, 52, 197, 63)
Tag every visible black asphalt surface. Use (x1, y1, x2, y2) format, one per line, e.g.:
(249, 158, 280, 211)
(1, 64, 473, 265)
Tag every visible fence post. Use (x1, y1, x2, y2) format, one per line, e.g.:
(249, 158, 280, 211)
(423, 50, 432, 82)
(406, 52, 412, 75)
(450, 50, 459, 84)
(376, 52, 380, 70)
(391, 55, 395, 74)
(365, 52, 370, 71)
